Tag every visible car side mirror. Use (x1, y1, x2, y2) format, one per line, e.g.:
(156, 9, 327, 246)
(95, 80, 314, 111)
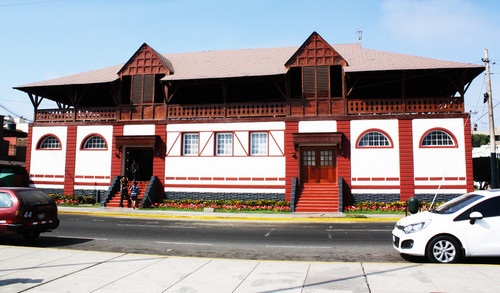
(469, 211, 483, 225)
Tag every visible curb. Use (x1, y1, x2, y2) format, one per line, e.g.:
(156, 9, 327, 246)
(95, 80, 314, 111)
(58, 210, 401, 222)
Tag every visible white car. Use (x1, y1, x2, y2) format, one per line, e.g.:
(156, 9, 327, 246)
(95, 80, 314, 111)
(392, 190, 500, 263)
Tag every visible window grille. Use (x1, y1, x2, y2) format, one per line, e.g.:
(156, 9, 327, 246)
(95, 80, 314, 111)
(38, 135, 61, 149)
(250, 132, 267, 155)
(183, 133, 199, 155)
(421, 130, 455, 146)
(216, 133, 232, 155)
(82, 135, 107, 149)
(358, 131, 391, 147)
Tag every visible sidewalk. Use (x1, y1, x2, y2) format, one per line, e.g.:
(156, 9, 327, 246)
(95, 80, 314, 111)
(1, 245, 499, 292)
(57, 206, 405, 222)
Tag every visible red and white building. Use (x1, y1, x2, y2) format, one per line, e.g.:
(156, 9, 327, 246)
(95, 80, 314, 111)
(14, 32, 484, 211)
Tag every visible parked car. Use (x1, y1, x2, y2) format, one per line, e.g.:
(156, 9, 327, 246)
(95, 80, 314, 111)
(0, 187, 59, 240)
(392, 190, 500, 263)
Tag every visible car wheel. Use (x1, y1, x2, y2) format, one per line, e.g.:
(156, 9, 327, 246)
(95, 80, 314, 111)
(426, 235, 462, 263)
(22, 231, 40, 241)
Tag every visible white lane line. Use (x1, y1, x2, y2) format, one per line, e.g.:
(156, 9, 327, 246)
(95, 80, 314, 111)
(56, 236, 108, 241)
(155, 241, 212, 246)
(117, 224, 197, 229)
(265, 245, 332, 249)
(326, 229, 392, 232)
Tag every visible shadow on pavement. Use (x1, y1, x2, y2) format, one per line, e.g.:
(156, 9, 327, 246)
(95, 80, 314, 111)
(400, 253, 500, 265)
(0, 235, 92, 248)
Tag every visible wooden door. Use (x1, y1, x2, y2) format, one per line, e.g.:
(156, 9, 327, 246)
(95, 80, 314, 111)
(301, 147, 336, 183)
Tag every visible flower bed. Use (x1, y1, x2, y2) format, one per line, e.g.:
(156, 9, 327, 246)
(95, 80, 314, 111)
(344, 201, 443, 214)
(49, 194, 96, 206)
(154, 199, 291, 213)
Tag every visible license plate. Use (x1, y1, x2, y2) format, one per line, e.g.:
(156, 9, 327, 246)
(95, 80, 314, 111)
(37, 213, 46, 220)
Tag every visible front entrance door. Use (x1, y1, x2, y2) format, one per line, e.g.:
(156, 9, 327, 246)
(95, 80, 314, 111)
(125, 148, 154, 181)
(301, 147, 336, 184)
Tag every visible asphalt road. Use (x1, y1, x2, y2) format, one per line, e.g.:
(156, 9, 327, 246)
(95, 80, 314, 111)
(1, 214, 406, 263)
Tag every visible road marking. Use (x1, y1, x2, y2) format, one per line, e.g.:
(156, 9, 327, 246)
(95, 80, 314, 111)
(265, 245, 332, 249)
(155, 241, 212, 246)
(56, 236, 108, 241)
(117, 224, 197, 229)
(326, 229, 392, 232)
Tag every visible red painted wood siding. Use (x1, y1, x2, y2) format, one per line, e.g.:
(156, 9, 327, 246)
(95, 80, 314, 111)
(464, 117, 474, 192)
(337, 120, 351, 190)
(285, 121, 299, 201)
(399, 119, 415, 200)
(63, 126, 77, 195)
(111, 125, 124, 178)
(154, 124, 166, 184)
(26, 125, 33, 181)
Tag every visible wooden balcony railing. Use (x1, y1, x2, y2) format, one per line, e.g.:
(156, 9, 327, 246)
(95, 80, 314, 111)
(347, 97, 463, 115)
(35, 108, 118, 122)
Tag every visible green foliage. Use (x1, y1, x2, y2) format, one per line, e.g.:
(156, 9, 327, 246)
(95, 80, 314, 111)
(472, 134, 489, 147)
(48, 194, 95, 206)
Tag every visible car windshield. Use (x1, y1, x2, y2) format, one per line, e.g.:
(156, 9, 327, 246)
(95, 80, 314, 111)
(431, 193, 484, 214)
(17, 190, 52, 207)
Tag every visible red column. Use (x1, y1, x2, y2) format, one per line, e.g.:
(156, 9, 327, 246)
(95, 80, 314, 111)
(285, 121, 299, 201)
(63, 126, 77, 195)
(110, 125, 124, 178)
(25, 125, 33, 186)
(154, 124, 166, 184)
(399, 119, 415, 200)
(337, 120, 351, 189)
(464, 117, 474, 192)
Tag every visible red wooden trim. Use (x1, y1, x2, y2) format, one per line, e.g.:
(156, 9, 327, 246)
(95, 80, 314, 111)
(165, 177, 175, 180)
(226, 177, 238, 181)
(176, 177, 187, 180)
(415, 185, 467, 189)
(166, 132, 181, 157)
(285, 121, 299, 201)
(36, 134, 63, 150)
(371, 177, 385, 181)
(415, 177, 428, 181)
(355, 128, 394, 149)
(265, 177, 279, 181)
(269, 131, 285, 156)
(337, 120, 351, 201)
(200, 177, 212, 180)
(356, 178, 371, 181)
(239, 177, 251, 181)
(419, 127, 458, 148)
(234, 132, 249, 156)
(213, 177, 225, 180)
(111, 125, 124, 179)
(154, 124, 166, 185)
(31, 180, 65, 185)
(386, 177, 399, 181)
(74, 182, 111, 186)
(352, 185, 400, 190)
(26, 125, 33, 179)
(252, 178, 265, 181)
(79, 133, 109, 150)
(165, 184, 284, 189)
(75, 175, 85, 179)
(187, 177, 199, 180)
(399, 119, 415, 200)
(64, 126, 77, 195)
(463, 118, 474, 192)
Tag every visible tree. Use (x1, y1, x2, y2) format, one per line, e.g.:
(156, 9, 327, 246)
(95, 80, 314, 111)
(472, 134, 489, 148)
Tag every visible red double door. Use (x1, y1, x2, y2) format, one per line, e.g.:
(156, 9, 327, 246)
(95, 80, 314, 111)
(300, 147, 336, 184)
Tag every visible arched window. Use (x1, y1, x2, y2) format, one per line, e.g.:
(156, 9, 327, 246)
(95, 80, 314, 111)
(81, 135, 107, 150)
(37, 135, 61, 150)
(356, 130, 392, 148)
(420, 129, 457, 147)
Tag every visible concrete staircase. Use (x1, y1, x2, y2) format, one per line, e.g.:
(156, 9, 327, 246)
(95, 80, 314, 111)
(295, 183, 339, 212)
(106, 181, 149, 208)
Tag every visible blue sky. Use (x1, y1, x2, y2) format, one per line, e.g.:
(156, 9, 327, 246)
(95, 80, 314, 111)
(0, 0, 499, 130)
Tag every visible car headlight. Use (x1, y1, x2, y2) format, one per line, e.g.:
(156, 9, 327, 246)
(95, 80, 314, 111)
(402, 220, 431, 234)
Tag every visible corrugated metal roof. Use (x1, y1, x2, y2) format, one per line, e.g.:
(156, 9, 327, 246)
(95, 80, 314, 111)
(15, 44, 483, 89)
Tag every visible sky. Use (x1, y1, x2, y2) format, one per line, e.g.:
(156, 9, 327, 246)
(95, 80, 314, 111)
(0, 0, 499, 130)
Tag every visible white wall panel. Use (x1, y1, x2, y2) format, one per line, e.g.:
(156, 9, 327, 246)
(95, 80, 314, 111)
(298, 121, 337, 133)
(30, 126, 67, 176)
(74, 125, 113, 178)
(123, 124, 155, 135)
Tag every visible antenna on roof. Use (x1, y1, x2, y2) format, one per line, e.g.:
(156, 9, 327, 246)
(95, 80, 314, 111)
(356, 29, 362, 44)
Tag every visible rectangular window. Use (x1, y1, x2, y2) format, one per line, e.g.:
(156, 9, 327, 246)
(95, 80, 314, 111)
(131, 75, 142, 104)
(250, 132, 267, 155)
(183, 133, 199, 155)
(216, 133, 232, 156)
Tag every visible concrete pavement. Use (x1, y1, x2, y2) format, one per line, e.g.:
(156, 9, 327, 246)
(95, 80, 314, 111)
(1, 208, 499, 292)
(1, 245, 499, 292)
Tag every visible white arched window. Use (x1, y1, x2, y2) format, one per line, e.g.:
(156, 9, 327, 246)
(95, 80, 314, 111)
(357, 130, 392, 148)
(81, 135, 107, 150)
(37, 135, 61, 149)
(420, 129, 456, 147)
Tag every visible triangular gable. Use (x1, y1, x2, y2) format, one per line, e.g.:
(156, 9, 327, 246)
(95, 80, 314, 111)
(285, 32, 347, 68)
(118, 43, 174, 77)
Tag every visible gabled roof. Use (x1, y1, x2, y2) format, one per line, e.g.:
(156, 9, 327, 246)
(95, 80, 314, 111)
(15, 39, 483, 89)
(285, 31, 347, 67)
(118, 43, 173, 76)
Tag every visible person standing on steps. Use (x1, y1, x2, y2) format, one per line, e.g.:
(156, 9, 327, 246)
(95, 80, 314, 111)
(130, 159, 139, 182)
(130, 181, 140, 209)
(119, 176, 130, 207)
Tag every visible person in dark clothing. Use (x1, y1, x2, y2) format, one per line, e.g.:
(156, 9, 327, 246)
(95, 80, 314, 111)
(119, 176, 130, 207)
(130, 181, 140, 209)
(130, 160, 139, 181)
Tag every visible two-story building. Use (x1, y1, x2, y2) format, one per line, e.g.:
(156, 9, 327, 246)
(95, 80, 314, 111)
(14, 32, 484, 211)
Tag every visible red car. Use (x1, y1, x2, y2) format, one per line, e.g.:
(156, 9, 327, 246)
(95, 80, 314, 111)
(0, 187, 59, 240)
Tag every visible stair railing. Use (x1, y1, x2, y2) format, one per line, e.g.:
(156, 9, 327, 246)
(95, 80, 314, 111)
(141, 176, 163, 208)
(290, 177, 298, 213)
(102, 176, 121, 207)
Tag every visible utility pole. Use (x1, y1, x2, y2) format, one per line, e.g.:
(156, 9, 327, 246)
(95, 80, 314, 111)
(483, 49, 498, 188)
